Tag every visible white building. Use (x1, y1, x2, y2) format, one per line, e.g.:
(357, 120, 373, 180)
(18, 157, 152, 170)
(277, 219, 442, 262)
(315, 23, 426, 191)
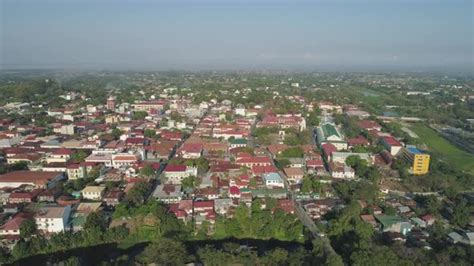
(60, 125, 76, 135)
(111, 153, 139, 168)
(263, 173, 285, 188)
(35, 205, 72, 233)
(81, 186, 106, 200)
(163, 165, 198, 184)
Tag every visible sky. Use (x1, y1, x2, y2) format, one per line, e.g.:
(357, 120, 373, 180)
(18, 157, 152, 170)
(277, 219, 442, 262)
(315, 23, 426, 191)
(0, 0, 472, 71)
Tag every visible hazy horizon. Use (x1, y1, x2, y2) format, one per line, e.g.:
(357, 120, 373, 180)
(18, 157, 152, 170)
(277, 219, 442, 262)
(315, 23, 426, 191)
(1, 0, 473, 72)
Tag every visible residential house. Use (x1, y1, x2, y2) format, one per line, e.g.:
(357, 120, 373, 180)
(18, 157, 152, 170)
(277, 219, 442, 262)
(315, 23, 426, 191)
(375, 215, 413, 235)
(0, 171, 64, 189)
(263, 172, 285, 188)
(284, 167, 305, 184)
(81, 186, 106, 200)
(381, 136, 403, 156)
(0, 212, 32, 237)
(163, 165, 198, 184)
(152, 184, 183, 204)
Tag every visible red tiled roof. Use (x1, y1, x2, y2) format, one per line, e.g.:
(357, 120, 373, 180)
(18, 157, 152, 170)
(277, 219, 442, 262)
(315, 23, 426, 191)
(164, 164, 186, 172)
(383, 136, 402, 147)
(348, 135, 369, 146)
(236, 156, 272, 164)
(284, 167, 304, 177)
(52, 148, 73, 155)
(180, 143, 203, 153)
(0, 171, 61, 186)
(194, 200, 214, 209)
(306, 159, 324, 167)
(252, 165, 278, 175)
(125, 137, 145, 145)
(229, 186, 240, 195)
(0, 212, 32, 231)
(322, 143, 337, 156)
(358, 120, 382, 130)
(277, 199, 295, 213)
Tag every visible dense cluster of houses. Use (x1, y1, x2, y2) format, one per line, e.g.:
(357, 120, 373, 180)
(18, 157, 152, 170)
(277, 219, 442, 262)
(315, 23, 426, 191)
(0, 87, 470, 252)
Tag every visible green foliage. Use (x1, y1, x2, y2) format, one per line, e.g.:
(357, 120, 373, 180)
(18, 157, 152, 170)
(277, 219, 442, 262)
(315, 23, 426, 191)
(125, 181, 151, 207)
(70, 150, 88, 163)
(138, 238, 189, 265)
(346, 155, 380, 182)
(274, 158, 290, 170)
(19, 219, 37, 239)
(451, 198, 472, 228)
(144, 129, 156, 138)
(139, 164, 155, 177)
(333, 181, 378, 204)
(307, 109, 321, 127)
(0, 162, 29, 174)
(181, 175, 200, 190)
(110, 128, 123, 140)
(196, 242, 314, 266)
(253, 127, 279, 137)
(169, 157, 209, 172)
(11, 225, 129, 262)
(410, 123, 474, 174)
(350, 245, 409, 266)
(280, 146, 304, 158)
(300, 177, 323, 194)
(83, 212, 107, 232)
(213, 202, 303, 242)
(413, 195, 440, 216)
(132, 111, 148, 120)
(392, 159, 409, 179)
(283, 129, 311, 146)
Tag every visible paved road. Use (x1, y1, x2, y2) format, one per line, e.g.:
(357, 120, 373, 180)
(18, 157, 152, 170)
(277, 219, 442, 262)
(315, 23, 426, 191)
(248, 117, 258, 149)
(268, 145, 337, 256)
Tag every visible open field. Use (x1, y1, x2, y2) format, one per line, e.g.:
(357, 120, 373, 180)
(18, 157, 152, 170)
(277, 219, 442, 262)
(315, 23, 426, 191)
(410, 123, 474, 174)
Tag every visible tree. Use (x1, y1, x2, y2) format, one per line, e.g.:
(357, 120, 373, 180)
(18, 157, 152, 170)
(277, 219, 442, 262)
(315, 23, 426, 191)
(111, 128, 123, 140)
(139, 164, 155, 177)
(181, 176, 200, 190)
(326, 254, 344, 266)
(71, 150, 88, 163)
(264, 248, 288, 265)
(19, 219, 37, 239)
(144, 129, 156, 138)
(383, 206, 397, 216)
(280, 147, 304, 158)
(132, 111, 148, 120)
(126, 181, 150, 206)
(275, 158, 290, 170)
(83, 212, 107, 232)
(138, 238, 188, 265)
(301, 177, 313, 193)
(451, 198, 471, 228)
(308, 109, 321, 127)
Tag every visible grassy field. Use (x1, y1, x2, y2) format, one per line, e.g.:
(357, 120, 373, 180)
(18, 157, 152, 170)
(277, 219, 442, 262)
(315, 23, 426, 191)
(410, 123, 474, 174)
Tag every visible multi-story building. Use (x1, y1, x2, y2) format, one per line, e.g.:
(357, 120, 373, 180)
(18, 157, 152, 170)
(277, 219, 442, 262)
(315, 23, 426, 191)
(81, 186, 106, 200)
(107, 96, 116, 111)
(35, 205, 72, 233)
(401, 146, 430, 175)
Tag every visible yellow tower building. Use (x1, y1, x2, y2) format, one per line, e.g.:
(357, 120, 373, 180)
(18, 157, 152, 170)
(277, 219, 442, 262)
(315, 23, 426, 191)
(402, 146, 430, 175)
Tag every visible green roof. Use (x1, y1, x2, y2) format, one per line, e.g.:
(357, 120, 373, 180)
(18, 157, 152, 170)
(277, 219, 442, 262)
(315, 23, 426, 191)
(240, 188, 251, 193)
(230, 138, 247, 144)
(321, 123, 340, 138)
(70, 215, 86, 227)
(374, 215, 404, 228)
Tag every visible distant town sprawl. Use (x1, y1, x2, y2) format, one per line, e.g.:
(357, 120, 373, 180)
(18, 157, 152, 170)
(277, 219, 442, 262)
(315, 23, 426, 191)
(0, 71, 472, 264)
